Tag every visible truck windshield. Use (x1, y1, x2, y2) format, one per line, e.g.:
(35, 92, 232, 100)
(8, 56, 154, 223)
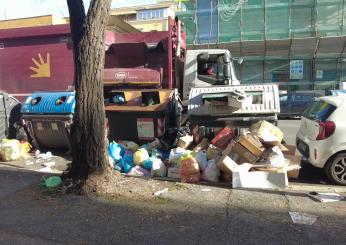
(302, 101, 336, 122)
(217, 56, 224, 80)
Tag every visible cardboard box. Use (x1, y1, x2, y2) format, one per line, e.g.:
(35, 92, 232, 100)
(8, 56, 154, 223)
(237, 134, 265, 157)
(283, 144, 301, 179)
(231, 143, 258, 164)
(250, 120, 283, 143)
(211, 127, 234, 150)
(229, 135, 265, 164)
(177, 135, 193, 149)
(217, 154, 239, 175)
(206, 144, 222, 160)
(232, 170, 288, 189)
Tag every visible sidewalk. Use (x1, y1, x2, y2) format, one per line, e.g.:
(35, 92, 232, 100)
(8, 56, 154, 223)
(0, 165, 345, 244)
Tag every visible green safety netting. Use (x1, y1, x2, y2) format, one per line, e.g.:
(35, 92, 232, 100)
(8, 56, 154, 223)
(177, 0, 346, 45)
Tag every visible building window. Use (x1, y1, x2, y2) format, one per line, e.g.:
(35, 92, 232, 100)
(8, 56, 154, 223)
(137, 8, 168, 20)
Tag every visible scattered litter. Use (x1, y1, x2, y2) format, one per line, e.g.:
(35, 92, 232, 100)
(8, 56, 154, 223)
(38, 167, 61, 174)
(201, 188, 211, 192)
(308, 192, 344, 203)
(42, 161, 55, 167)
(37, 151, 54, 160)
(154, 188, 168, 196)
(289, 211, 318, 225)
(40, 176, 63, 188)
(25, 161, 34, 165)
(127, 165, 151, 177)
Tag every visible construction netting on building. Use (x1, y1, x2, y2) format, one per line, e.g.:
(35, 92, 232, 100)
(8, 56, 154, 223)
(177, 0, 346, 91)
(178, 0, 346, 45)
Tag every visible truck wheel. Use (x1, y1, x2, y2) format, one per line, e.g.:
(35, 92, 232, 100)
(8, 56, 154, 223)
(325, 152, 346, 185)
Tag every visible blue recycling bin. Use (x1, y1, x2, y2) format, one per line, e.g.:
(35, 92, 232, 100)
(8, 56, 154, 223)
(21, 91, 75, 150)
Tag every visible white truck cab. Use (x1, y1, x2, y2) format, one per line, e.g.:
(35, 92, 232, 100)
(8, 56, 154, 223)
(182, 49, 240, 100)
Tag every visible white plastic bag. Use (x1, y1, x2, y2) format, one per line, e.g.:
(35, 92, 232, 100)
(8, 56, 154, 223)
(151, 158, 167, 177)
(168, 147, 186, 164)
(202, 160, 220, 182)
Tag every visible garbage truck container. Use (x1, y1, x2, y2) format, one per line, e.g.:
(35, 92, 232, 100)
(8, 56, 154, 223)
(21, 91, 75, 150)
(0, 91, 22, 140)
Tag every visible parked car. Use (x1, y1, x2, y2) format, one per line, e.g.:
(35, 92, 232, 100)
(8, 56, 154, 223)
(296, 94, 346, 185)
(326, 89, 346, 96)
(279, 91, 323, 118)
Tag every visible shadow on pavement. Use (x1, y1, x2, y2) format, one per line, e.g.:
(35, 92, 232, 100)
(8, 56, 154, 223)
(0, 166, 346, 244)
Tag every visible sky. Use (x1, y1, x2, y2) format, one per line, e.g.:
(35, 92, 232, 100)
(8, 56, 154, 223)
(0, 0, 157, 20)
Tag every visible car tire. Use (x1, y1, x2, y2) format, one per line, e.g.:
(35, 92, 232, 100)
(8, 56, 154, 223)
(325, 152, 346, 185)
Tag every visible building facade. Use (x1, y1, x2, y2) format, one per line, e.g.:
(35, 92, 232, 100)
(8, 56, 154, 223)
(177, 0, 346, 92)
(111, 0, 179, 32)
(0, 15, 69, 29)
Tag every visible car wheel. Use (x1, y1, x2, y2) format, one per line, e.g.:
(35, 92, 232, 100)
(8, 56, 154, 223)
(325, 153, 346, 185)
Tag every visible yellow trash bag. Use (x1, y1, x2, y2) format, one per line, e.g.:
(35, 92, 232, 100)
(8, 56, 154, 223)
(0, 139, 31, 161)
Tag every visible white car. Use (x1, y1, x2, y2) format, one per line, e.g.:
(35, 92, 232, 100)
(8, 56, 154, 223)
(296, 93, 346, 185)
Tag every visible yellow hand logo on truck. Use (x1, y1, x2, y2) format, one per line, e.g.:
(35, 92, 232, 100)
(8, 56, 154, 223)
(30, 53, 51, 78)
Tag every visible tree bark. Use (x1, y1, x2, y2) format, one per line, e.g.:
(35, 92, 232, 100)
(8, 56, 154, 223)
(67, 0, 112, 180)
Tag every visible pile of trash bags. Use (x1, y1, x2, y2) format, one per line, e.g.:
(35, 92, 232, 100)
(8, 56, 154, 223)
(108, 139, 169, 178)
(108, 120, 301, 189)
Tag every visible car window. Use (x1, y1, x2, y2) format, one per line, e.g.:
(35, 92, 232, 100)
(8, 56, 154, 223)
(302, 101, 336, 122)
(295, 95, 303, 101)
(280, 95, 288, 102)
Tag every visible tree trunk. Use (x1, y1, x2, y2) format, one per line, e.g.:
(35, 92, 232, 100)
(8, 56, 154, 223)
(67, 0, 112, 180)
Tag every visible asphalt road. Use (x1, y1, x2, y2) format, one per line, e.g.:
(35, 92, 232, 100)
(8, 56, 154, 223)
(0, 165, 345, 245)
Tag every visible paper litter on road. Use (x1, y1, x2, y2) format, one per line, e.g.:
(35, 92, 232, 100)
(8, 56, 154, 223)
(154, 188, 168, 196)
(37, 167, 62, 174)
(201, 188, 211, 192)
(42, 161, 56, 168)
(308, 192, 344, 203)
(289, 211, 318, 225)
